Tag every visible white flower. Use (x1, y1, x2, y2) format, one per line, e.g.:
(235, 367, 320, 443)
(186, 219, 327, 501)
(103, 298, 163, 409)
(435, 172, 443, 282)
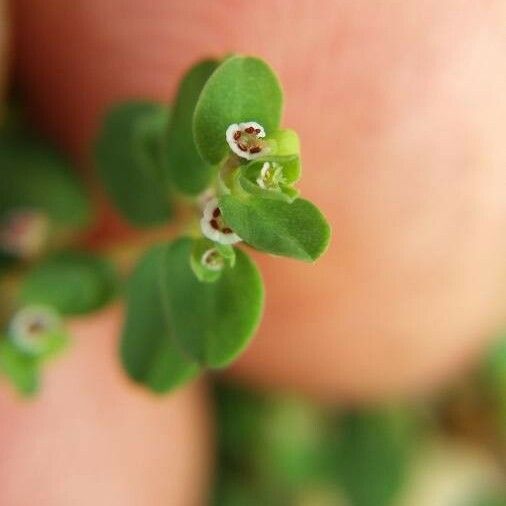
(201, 248, 225, 271)
(0, 209, 49, 259)
(256, 161, 285, 190)
(226, 121, 269, 160)
(200, 198, 241, 245)
(9, 305, 61, 354)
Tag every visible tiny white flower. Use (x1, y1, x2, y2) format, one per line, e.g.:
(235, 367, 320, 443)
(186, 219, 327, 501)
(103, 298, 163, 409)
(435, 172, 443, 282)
(0, 209, 49, 259)
(256, 161, 285, 190)
(201, 248, 224, 272)
(9, 305, 61, 354)
(226, 121, 269, 160)
(200, 198, 241, 245)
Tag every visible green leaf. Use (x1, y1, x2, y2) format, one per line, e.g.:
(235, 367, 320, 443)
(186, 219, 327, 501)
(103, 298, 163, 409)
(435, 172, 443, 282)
(95, 101, 172, 226)
(121, 244, 198, 393)
(219, 196, 330, 261)
(0, 134, 91, 228)
(165, 59, 219, 194)
(193, 56, 283, 164)
(162, 238, 263, 368)
(19, 251, 117, 315)
(333, 408, 415, 506)
(0, 340, 39, 396)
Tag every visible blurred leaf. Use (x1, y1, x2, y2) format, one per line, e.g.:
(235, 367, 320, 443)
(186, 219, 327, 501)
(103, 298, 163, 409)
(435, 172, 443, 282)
(260, 397, 328, 489)
(219, 196, 330, 261)
(332, 408, 416, 506)
(215, 385, 268, 463)
(0, 339, 39, 396)
(19, 251, 117, 315)
(162, 238, 263, 368)
(193, 56, 283, 164)
(165, 59, 219, 194)
(481, 336, 506, 439)
(95, 101, 172, 226)
(0, 133, 91, 228)
(120, 244, 198, 392)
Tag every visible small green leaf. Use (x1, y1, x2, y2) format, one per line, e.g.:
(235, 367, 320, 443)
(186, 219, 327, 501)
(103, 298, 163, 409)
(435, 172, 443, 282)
(19, 251, 117, 315)
(269, 129, 300, 158)
(121, 244, 198, 393)
(0, 134, 91, 228)
(219, 196, 330, 261)
(162, 238, 263, 368)
(95, 101, 172, 226)
(193, 56, 283, 164)
(165, 59, 219, 194)
(0, 340, 39, 396)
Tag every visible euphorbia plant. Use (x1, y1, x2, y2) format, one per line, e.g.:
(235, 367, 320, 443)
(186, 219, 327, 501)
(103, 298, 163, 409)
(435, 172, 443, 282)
(0, 55, 329, 396)
(95, 55, 331, 392)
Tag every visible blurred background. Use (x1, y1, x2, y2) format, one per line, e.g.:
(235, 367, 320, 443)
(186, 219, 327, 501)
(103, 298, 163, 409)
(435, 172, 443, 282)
(0, 1, 505, 505)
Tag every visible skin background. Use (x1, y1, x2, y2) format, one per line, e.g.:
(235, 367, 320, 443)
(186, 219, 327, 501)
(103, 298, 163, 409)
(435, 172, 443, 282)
(8, 1, 506, 400)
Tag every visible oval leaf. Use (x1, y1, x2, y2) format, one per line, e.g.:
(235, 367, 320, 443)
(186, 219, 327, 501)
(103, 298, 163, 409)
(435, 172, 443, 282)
(121, 244, 198, 392)
(19, 251, 117, 315)
(95, 101, 172, 226)
(193, 56, 283, 164)
(0, 134, 91, 228)
(219, 196, 330, 261)
(165, 59, 219, 194)
(162, 238, 264, 368)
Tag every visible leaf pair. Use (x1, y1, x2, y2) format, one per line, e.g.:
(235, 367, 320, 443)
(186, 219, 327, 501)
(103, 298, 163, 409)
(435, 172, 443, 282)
(121, 239, 263, 392)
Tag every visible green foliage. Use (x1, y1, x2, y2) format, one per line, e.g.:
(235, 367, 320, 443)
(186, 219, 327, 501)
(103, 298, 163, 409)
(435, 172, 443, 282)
(331, 408, 416, 506)
(120, 244, 198, 392)
(95, 101, 172, 226)
(220, 196, 330, 261)
(161, 238, 264, 368)
(19, 251, 117, 315)
(165, 59, 219, 194)
(193, 56, 283, 164)
(0, 133, 91, 228)
(0, 340, 39, 396)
